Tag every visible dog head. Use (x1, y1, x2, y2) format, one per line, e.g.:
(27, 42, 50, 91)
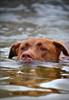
(9, 38, 69, 62)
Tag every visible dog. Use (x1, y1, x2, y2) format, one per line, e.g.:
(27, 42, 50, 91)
(8, 38, 69, 63)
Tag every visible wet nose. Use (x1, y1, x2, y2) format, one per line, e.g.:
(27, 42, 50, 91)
(22, 53, 32, 60)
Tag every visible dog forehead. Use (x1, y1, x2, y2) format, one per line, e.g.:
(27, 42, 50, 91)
(21, 38, 53, 46)
(20, 38, 54, 47)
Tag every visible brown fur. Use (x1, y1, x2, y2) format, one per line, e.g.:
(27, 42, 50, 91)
(9, 38, 69, 62)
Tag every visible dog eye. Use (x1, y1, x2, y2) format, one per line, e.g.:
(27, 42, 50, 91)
(25, 43, 30, 47)
(21, 47, 26, 51)
(40, 47, 47, 51)
(36, 42, 42, 46)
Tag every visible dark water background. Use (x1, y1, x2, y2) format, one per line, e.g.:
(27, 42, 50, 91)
(0, 0, 69, 100)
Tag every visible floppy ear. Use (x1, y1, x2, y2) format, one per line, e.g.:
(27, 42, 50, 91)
(53, 41, 69, 56)
(8, 41, 21, 59)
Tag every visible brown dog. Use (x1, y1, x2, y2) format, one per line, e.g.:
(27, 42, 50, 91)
(9, 38, 69, 62)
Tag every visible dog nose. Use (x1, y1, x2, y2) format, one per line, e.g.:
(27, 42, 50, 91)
(22, 53, 32, 60)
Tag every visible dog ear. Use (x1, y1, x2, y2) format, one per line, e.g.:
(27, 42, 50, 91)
(8, 41, 21, 59)
(53, 41, 69, 56)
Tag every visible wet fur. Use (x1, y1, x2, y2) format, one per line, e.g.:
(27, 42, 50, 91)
(9, 38, 69, 62)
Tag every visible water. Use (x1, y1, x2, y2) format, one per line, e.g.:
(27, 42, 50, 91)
(0, 0, 69, 100)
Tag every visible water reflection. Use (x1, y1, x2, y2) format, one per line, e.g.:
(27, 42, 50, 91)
(0, 58, 69, 98)
(0, 63, 60, 97)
